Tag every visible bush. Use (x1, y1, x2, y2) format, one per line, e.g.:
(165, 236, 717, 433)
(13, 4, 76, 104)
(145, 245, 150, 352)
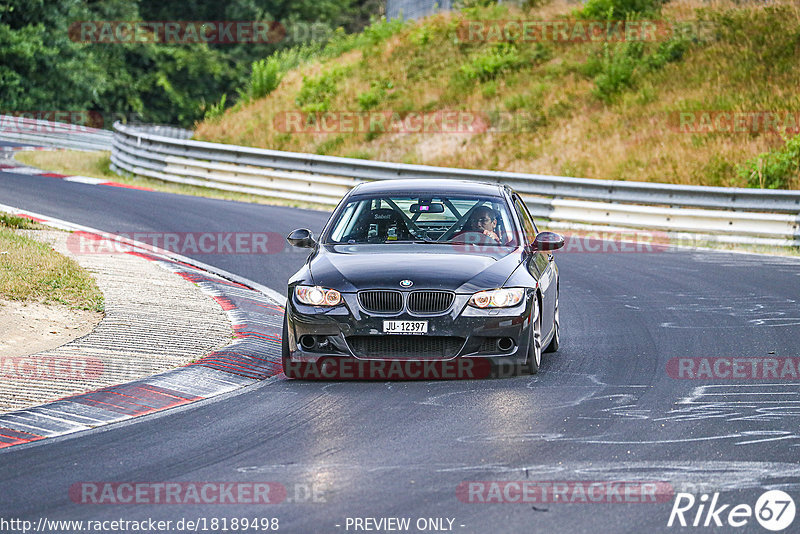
(459, 43, 526, 82)
(357, 79, 394, 111)
(315, 136, 345, 155)
(739, 135, 800, 189)
(204, 93, 227, 121)
(0, 213, 39, 230)
(239, 44, 322, 105)
(580, 0, 665, 19)
(411, 25, 432, 47)
(249, 57, 283, 100)
(646, 36, 691, 70)
(586, 28, 691, 103)
(323, 17, 407, 59)
(454, 0, 498, 9)
(591, 41, 643, 102)
(295, 67, 348, 113)
(362, 17, 406, 48)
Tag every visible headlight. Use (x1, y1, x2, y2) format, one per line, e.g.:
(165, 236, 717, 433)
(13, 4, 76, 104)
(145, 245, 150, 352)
(469, 288, 525, 308)
(295, 285, 342, 306)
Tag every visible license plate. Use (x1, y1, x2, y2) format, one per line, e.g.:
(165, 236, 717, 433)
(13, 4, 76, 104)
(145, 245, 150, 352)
(383, 320, 428, 334)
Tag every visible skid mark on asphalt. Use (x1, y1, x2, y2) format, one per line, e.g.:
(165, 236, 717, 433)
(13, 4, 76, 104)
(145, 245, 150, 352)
(657, 294, 800, 328)
(597, 291, 800, 328)
(574, 393, 652, 421)
(235, 460, 800, 493)
(407, 373, 654, 413)
(455, 429, 800, 447)
(415, 388, 485, 407)
(689, 252, 800, 268)
(409, 373, 621, 409)
(606, 383, 800, 442)
(442, 379, 800, 447)
(656, 383, 800, 423)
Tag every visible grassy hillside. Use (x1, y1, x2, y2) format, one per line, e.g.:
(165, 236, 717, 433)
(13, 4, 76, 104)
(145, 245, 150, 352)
(195, 0, 800, 189)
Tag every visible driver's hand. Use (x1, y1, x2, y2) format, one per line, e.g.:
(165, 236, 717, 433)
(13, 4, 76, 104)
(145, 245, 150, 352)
(483, 230, 500, 242)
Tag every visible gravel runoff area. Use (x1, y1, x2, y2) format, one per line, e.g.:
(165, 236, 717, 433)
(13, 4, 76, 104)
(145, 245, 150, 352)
(0, 230, 233, 413)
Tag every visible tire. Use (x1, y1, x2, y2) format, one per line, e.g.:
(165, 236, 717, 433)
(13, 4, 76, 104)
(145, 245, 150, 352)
(525, 304, 542, 375)
(544, 290, 560, 354)
(281, 312, 298, 379)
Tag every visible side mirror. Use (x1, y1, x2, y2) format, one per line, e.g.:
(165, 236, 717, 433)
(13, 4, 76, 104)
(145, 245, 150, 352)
(287, 228, 316, 248)
(533, 231, 565, 251)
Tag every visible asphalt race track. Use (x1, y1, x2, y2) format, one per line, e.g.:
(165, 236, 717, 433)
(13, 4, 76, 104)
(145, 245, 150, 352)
(2, 163, 800, 533)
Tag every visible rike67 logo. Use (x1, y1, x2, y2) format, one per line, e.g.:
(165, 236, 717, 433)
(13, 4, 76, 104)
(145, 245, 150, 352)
(667, 490, 795, 531)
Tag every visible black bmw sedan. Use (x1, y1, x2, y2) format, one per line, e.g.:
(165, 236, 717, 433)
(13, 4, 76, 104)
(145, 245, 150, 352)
(281, 179, 564, 379)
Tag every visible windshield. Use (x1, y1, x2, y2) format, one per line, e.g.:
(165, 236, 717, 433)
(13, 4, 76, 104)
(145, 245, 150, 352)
(325, 194, 519, 246)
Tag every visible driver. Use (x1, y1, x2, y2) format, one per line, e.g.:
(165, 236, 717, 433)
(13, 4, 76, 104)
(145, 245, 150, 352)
(461, 206, 501, 243)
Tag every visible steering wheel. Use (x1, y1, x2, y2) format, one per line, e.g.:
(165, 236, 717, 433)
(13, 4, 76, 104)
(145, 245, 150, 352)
(453, 230, 502, 244)
(438, 206, 483, 242)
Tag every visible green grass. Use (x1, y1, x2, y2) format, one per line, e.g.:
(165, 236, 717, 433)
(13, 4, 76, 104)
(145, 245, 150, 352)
(296, 66, 351, 113)
(0, 216, 104, 311)
(0, 213, 43, 230)
(15, 150, 117, 181)
(739, 133, 800, 189)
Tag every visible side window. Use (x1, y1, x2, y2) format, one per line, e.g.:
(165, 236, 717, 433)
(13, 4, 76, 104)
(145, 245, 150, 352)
(513, 196, 537, 244)
(330, 201, 360, 242)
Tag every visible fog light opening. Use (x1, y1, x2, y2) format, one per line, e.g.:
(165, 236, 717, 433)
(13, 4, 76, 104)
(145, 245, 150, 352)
(496, 337, 514, 352)
(300, 335, 317, 350)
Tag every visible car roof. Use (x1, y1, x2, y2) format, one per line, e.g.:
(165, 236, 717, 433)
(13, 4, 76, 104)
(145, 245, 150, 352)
(349, 179, 507, 197)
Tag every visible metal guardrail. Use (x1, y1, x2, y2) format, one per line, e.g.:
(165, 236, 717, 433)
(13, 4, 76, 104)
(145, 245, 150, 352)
(111, 122, 799, 247)
(0, 115, 113, 151)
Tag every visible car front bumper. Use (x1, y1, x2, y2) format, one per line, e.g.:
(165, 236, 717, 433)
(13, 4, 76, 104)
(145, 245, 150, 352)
(284, 292, 536, 378)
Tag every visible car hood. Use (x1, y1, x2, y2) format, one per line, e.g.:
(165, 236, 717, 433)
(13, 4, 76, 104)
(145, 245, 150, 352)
(309, 244, 523, 293)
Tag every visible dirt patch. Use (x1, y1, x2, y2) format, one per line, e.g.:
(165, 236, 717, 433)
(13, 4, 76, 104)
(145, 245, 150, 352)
(0, 298, 102, 358)
(0, 229, 232, 414)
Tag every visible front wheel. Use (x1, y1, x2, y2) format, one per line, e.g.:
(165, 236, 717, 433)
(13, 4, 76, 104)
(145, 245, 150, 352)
(281, 313, 299, 379)
(544, 290, 559, 353)
(525, 306, 542, 375)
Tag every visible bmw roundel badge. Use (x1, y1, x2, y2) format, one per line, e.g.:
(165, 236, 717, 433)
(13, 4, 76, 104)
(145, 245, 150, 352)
(399, 279, 413, 288)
